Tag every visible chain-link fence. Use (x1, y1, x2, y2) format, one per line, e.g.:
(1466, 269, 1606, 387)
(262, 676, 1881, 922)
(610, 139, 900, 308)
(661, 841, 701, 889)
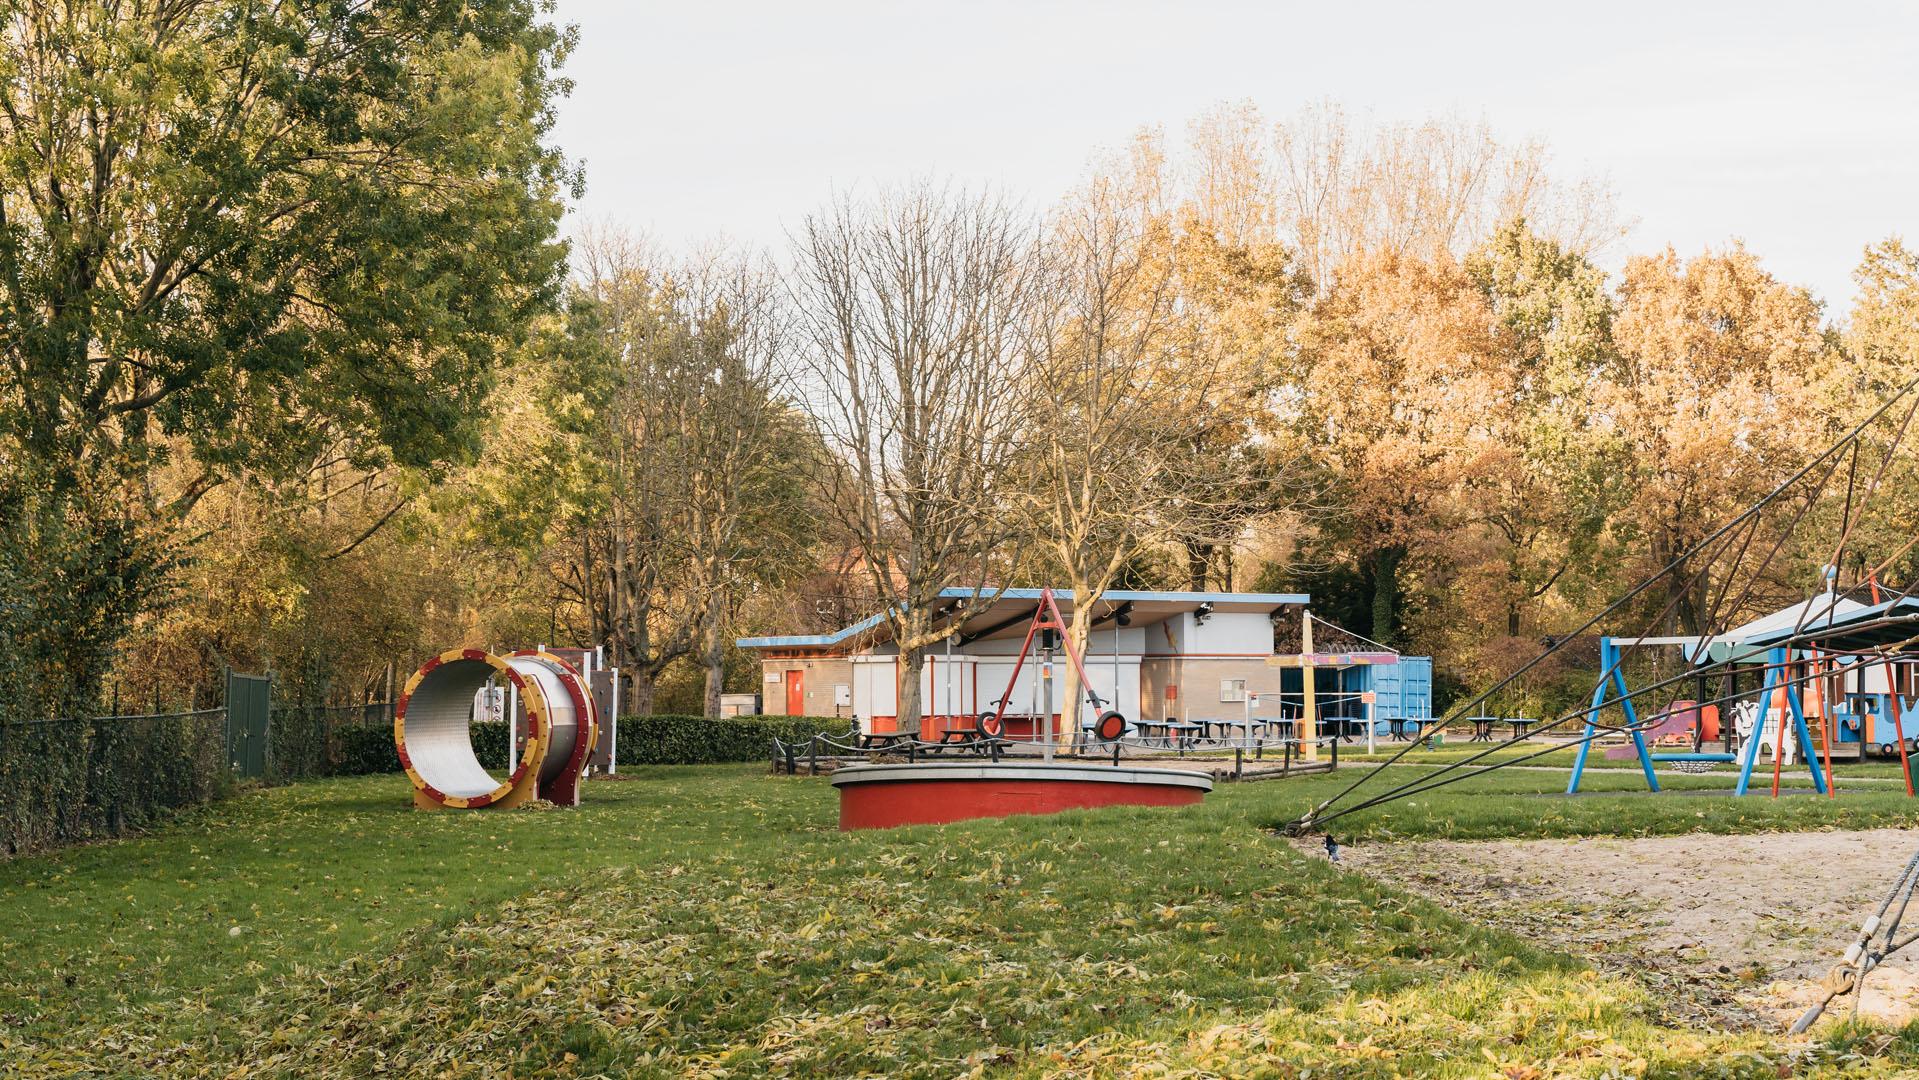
(272, 697, 395, 779)
(0, 678, 398, 857)
(0, 706, 227, 856)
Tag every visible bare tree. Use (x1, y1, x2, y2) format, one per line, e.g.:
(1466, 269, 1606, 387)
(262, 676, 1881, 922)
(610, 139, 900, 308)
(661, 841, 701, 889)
(792, 183, 1042, 731)
(1271, 101, 1627, 293)
(564, 230, 813, 714)
(1020, 175, 1226, 726)
(567, 229, 701, 712)
(666, 253, 814, 715)
(1094, 116, 1316, 590)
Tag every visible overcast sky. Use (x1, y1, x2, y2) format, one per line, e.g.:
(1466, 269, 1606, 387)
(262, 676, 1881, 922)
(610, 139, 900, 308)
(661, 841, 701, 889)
(547, 1, 1918, 315)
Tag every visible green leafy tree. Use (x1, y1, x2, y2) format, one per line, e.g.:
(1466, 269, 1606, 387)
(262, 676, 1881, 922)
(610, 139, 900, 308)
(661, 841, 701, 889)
(0, 1, 571, 844)
(0, 1, 572, 493)
(1462, 219, 1624, 639)
(477, 238, 821, 716)
(0, 0, 571, 647)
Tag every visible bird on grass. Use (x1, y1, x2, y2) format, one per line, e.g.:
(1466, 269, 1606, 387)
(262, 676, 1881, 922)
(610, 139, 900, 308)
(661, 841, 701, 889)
(1323, 834, 1341, 864)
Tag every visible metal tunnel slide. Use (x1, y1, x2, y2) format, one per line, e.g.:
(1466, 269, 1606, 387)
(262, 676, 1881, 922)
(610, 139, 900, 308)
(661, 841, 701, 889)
(393, 648, 598, 810)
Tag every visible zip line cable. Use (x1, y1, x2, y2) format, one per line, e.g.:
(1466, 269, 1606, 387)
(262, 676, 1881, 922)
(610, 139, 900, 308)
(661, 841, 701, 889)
(1288, 373, 1919, 832)
(1308, 613, 1398, 655)
(1304, 634, 1919, 833)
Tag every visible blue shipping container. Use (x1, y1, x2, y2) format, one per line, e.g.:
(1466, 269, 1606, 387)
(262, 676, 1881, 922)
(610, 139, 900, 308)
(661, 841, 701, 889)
(1341, 657, 1434, 733)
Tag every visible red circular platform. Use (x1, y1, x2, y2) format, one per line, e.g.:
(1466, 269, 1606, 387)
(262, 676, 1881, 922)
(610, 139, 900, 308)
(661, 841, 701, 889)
(830, 762, 1214, 830)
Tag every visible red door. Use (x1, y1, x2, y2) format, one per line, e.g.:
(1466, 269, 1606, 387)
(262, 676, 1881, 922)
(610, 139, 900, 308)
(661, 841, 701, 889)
(785, 670, 804, 716)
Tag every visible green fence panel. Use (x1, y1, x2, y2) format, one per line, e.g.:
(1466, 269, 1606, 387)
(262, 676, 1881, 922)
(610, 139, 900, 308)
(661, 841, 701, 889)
(226, 671, 271, 779)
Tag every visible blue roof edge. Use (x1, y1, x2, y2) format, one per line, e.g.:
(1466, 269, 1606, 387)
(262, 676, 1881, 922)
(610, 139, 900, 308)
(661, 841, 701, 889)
(1738, 594, 1919, 648)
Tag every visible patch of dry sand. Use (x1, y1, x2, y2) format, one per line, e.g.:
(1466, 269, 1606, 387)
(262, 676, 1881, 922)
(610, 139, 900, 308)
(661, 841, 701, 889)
(1307, 828, 1919, 1031)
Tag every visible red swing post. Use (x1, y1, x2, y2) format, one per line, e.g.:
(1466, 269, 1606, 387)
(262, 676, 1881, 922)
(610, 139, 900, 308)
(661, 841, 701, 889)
(1771, 656, 1789, 798)
(1817, 653, 1837, 798)
(981, 589, 1119, 744)
(1888, 659, 1916, 798)
(1864, 574, 1916, 797)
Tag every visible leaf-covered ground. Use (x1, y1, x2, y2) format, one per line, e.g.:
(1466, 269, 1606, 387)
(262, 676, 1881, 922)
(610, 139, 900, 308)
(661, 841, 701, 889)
(8, 766, 1919, 1076)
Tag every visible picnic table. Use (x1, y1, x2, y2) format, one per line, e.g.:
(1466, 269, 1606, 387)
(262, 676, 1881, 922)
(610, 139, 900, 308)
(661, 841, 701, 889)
(858, 730, 915, 750)
(1206, 718, 1264, 744)
(929, 727, 1017, 757)
(1466, 716, 1500, 742)
(1506, 717, 1540, 740)
(1136, 719, 1203, 749)
(1387, 718, 1422, 741)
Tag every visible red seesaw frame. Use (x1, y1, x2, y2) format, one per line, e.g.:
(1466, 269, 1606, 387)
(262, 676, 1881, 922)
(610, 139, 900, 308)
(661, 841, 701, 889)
(978, 588, 1127, 743)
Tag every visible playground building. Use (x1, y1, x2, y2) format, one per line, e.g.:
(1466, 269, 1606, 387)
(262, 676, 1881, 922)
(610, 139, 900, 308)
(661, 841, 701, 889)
(738, 587, 1433, 742)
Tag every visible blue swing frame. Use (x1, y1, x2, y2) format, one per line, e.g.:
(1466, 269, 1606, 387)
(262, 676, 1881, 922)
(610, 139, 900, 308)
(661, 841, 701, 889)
(1566, 638, 1826, 796)
(1732, 646, 1828, 796)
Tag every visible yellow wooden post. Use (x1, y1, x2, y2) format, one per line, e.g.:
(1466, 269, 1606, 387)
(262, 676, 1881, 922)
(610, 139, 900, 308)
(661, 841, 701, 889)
(1301, 610, 1318, 761)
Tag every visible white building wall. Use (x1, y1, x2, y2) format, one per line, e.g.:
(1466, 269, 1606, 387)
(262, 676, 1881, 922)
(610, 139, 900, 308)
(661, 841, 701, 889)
(850, 657, 896, 730)
(1074, 657, 1142, 724)
(923, 654, 977, 717)
(1182, 612, 1275, 654)
(834, 613, 1270, 729)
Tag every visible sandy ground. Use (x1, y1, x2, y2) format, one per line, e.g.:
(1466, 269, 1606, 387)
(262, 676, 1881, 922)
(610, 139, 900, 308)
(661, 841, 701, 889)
(1306, 827, 1919, 1031)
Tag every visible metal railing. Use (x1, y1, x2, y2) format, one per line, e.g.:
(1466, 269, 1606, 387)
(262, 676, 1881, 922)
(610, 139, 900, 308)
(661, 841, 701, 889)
(771, 721, 1346, 780)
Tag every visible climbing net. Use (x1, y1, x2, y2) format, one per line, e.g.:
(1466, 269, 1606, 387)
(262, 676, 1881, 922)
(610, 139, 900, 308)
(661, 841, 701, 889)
(1287, 372, 1919, 836)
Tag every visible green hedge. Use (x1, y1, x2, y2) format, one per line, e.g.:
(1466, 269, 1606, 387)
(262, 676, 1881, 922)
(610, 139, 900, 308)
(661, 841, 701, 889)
(331, 724, 402, 776)
(331, 714, 847, 776)
(607, 714, 839, 766)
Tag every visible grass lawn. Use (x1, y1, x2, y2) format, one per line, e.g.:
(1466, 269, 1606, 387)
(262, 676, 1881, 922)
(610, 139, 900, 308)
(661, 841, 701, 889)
(8, 765, 1919, 1076)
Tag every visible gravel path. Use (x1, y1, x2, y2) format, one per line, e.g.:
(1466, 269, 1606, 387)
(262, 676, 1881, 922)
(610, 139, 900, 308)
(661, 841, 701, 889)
(1305, 827, 1919, 1031)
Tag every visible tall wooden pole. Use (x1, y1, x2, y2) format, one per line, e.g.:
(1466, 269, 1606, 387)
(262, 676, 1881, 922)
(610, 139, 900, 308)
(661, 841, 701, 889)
(1302, 609, 1318, 762)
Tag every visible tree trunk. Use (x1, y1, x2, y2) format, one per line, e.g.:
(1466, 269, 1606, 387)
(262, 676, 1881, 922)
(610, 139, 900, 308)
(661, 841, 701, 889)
(1061, 607, 1094, 735)
(1370, 546, 1404, 648)
(898, 644, 925, 734)
(700, 591, 726, 718)
(1683, 561, 1711, 637)
(1185, 541, 1212, 591)
(628, 670, 656, 716)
